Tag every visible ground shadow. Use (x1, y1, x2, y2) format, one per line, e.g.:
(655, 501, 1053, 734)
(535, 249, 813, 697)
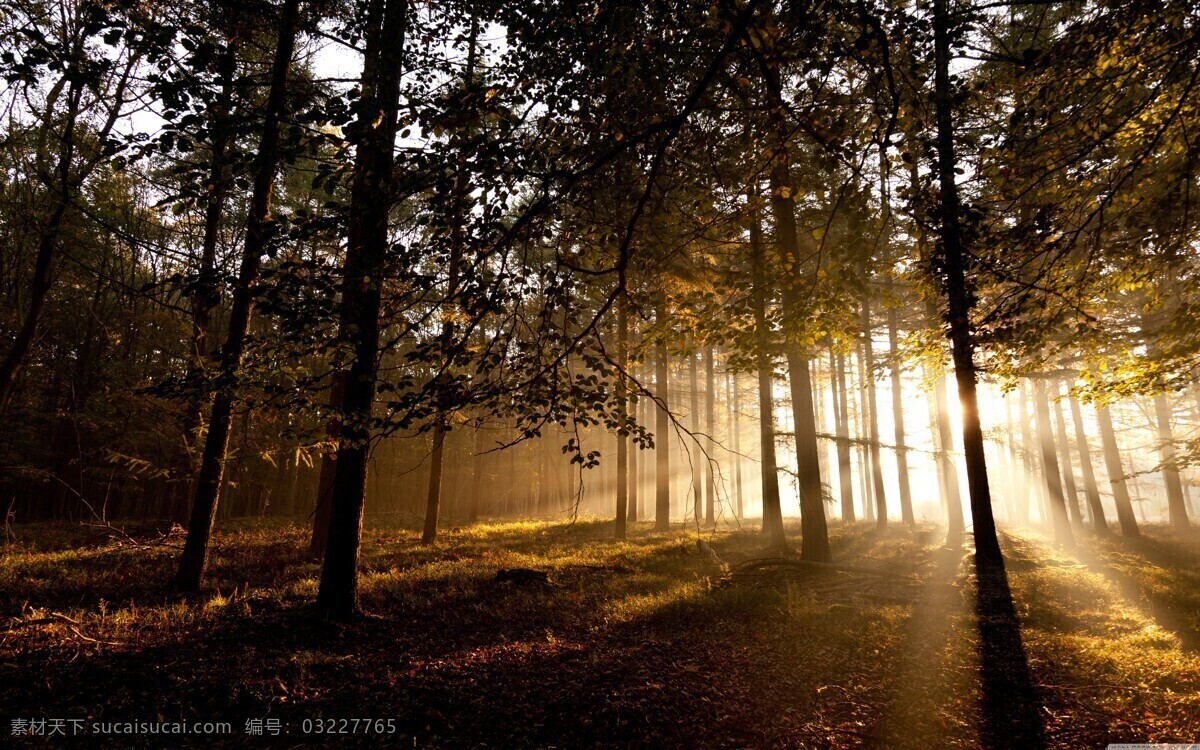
(1082, 531, 1200, 651)
(974, 554, 1047, 749)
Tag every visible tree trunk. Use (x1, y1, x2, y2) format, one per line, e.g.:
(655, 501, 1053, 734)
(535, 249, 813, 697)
(1033, 378, 1075, 547)
(654, 291, 671, 531)
(933, 0, 1001, 563)
(704, 346, 716, 526)
(856, 345, 875, 524)
(310, 372, 345, 556)
(175, 0, 301, 591)
(615, 300, 629, 539)
(786, 348, 830, 560)
(887, 300, 915, 525)
(750, 195, 785, 551)
(833, 349, 855, 522)
(760, 41, 827, 560)
(813, 357, 830, 494)
(420, 16, 478, 544)
(182, 78, 234, 462)
(989, 409, 1017, 523)
(860, 300, 888, 528)
(905, 124, 959, 533)
(689, 351, 702, 526)
(423, 427, 446, 542)
(1152, 392, 1190, 530)
(1068, 391, 1108, 534)
(1051, 381, 1084, 528)
(1005, 392, 1030, 525)
(1018, 379, 1044, 524)
(730, 368, 744, 518)
(469, 419, 484, 523)
(536, 432, 550, 513)
(627, 366, 639, 524)
(638, 383, 651, 520)
(316, 0, 408, 620)
(1125, 448, 1147, 522)
(1096, 404, 1138, 536)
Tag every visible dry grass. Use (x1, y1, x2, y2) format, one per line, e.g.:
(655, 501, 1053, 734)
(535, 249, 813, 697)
(2, 516, 1198, 747)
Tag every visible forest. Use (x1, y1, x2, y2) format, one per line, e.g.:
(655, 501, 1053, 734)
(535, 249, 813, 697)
(1, 0, 1199, 746)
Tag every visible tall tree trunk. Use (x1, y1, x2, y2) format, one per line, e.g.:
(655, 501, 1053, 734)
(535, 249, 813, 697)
(689, 352, 702, 525)
(856, 345, 875, 524)
(285, 454, 302, 517)
(813, 357, 831, 494)
(933, 0, 1001, 563)
(1033, 378, 1074, 547)
(887, 299, 915, 525)
(750, 195, 785, 551)
(704, 346, 716, 525)
(761, 40, 828, 560)
(1068, 391, 1108, 534)
(654, 291, 671, 531)
(638, 384, 651, 520)
(730, 368, 744, 518)
(833, 349, 855, 522)
(316, 0, 408, 620)
(785, 349, 830, 559)
(182, 76, 234, 463)
(615, 300, 629, 539)
(309, 373, 345, 556)
(1019, 379, 1044, 524)
(1096, 404, 1138, 536)
(906, 103, 962, 536)
(469, 418, 484, 523)
(423, 428, 447, 541)
(1051, 381, 1083, 528)
(422, 14, 478, 544)
(175, 0, 301, 591)
(860, 300, 888, 528)
(628, 364, 639, 524)
(1152, 392, 1190, 530)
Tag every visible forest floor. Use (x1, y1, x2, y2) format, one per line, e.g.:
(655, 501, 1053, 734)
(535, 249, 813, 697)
(2, 516, 1199, 748)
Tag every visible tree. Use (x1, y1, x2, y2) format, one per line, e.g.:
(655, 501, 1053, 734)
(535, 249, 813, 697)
(749, 190, 785, 552)
(316, 0, 408, 620)
(0, 1, 140, 416)
(615, 297, 629, 539)
(1097, 403, 1141, 538)
(654, 290, 671, 531)
(1068, 389, 1108, 534)
(704, 346, 716, 525)
(930, 0, 1001, 563)
(756, 20, 829, 561)
(175, 0, 303, 592)
(1033, 377, 1074, 547)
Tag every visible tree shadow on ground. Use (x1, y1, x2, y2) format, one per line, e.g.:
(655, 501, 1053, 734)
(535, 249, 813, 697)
(2, 551, 894, 748)
(974, 554, 1047, 749)
(997, 528, 1200, 746)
